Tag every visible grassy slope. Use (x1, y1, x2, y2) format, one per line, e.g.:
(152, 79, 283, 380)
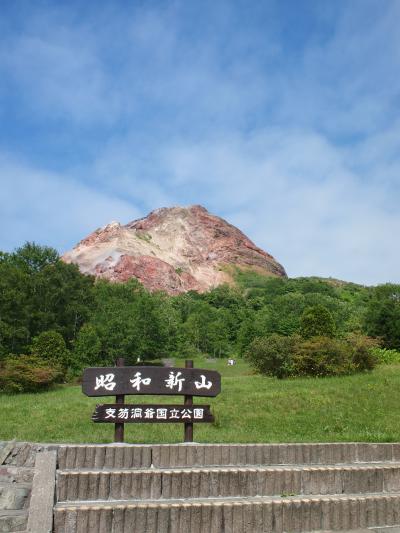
(1, 358, 400, 444)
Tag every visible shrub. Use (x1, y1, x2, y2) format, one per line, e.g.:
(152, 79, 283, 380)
(345, 333, 379, 371)
(30, 330, 70, 370)
(293, 336, 352, 377)
(0, 355, 62, 393)
(246, 333, 378, 379)
(300, 305, 336, 339)
(370, 347, 400, 365)
(245, 334, 299, 378)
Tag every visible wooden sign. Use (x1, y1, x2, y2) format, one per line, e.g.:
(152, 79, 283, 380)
(92, 404, 214, 423)
(82, 359, 221, 443)
(82, 366, 221, 397)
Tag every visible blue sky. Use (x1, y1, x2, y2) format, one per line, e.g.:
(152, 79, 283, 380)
(0, 0, 399, 285)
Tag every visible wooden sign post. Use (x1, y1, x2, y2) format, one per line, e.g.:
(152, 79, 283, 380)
(184, 359, 193, 443)
(114, 357, 125, 443)
(82, 359, 221, 443)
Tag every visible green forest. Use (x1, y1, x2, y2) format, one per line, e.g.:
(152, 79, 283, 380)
(1, 242, 400, 393)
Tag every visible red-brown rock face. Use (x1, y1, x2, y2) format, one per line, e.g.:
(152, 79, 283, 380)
(62, 205, 286, 294)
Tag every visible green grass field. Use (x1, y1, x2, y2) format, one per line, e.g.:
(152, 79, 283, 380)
(2, 358, 400, 444)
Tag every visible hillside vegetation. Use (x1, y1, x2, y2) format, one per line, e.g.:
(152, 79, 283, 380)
(0, 243, 399, 392)
(2, 360, 400, 443)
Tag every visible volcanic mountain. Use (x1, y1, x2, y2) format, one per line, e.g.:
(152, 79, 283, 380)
(62, 205, 286, 294)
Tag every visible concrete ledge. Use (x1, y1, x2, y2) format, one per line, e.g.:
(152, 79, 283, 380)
(27, 451, 57, 533)
(56, 464, 400, 501)
(56, 443, 400, 469)
(53, 493, 400, 533)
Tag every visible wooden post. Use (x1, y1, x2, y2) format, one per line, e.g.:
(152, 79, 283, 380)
(184, 359, 193, 442)
(114, 357, 125, 443)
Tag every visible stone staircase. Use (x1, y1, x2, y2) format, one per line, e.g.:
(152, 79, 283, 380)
(53, 443, 400, 532)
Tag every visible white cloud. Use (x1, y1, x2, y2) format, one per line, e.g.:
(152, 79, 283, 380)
(0, 2, 277, 128)
(0, 8, 120, 123)
(276, 1, 400, 136)
(158, 129, 400, 285)
(0, 153, 139, 253)
(0, 1, 399, 285)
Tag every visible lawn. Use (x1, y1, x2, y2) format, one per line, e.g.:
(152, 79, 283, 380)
(1, 358, 400, 444)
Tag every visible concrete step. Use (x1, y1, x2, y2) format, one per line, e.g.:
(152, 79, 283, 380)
(58, 444, 152, 470)
(57, 443, 400, 470)
(57, 463, 400, 502)
(53, 492, 400, 533)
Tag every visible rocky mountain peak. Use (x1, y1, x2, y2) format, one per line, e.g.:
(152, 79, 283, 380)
(62, 205, 286, 294)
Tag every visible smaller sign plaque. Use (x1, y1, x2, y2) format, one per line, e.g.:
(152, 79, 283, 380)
(92, 404, 214, 423)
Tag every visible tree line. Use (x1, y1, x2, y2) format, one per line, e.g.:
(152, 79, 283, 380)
(0, 243, 399, 391)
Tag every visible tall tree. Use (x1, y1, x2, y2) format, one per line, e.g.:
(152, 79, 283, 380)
(364, 284, 400, 349)
(300, 305, 336, 339)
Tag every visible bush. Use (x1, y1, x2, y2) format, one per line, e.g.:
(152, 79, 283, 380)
(300, 305, 336, 339)
(293, 336, 352, 377)
(245, 334, 299, 378)
(0, 355, 62, 393)
(30, 330, 71, 370)
(246, 333, 378, 379)
(346, 333, 379, 372)
(370, 347, 400, 365)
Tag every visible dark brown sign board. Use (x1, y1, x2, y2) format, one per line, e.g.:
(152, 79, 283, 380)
(82, 359, 221, 443)
(92, 404, 214, 423)
(82, 366, 221, 397)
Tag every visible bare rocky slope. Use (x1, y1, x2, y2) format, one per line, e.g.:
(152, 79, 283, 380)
(62, 205, 286, 294)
